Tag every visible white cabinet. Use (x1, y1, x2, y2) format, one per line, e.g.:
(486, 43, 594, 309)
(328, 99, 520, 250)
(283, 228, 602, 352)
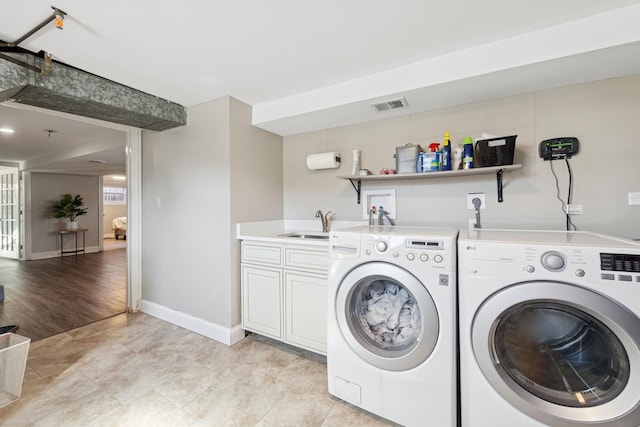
(241, 240, 328, 354)
(284, 271, 327, 353)
(242, 265, 282, 340)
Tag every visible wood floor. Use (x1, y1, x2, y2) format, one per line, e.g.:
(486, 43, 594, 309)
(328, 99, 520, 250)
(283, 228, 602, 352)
(0, 248, 126, 341)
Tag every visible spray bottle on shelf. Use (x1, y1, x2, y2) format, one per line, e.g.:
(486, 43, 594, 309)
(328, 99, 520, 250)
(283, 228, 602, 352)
(428, 143, 441, 171)
(462, 136, 474, 169)
(442, 131, 452, 171)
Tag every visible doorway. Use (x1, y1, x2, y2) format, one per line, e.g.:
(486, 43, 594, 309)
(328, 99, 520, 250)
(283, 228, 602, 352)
(0, 103, 143, 332)
(0, 166, 20, 259)
(103, 177, 127, 251)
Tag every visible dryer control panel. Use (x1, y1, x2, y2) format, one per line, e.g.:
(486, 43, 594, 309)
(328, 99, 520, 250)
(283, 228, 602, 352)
(600, 253, 640, 283)
(600, 253, 640, 272)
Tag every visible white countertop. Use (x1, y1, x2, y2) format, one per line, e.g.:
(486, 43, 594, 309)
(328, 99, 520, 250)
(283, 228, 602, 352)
(237, 219, 367, 246)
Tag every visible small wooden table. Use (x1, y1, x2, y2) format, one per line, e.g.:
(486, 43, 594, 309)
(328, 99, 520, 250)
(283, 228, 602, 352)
(60, 229, 88, 258)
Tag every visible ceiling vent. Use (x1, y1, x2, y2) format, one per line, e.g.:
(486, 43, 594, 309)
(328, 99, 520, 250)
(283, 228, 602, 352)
(370, 97, 408, 112)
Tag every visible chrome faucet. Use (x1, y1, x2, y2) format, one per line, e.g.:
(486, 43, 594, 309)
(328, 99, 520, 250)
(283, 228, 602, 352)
(377, 206, 396, 226)
(315, 210, 333, 232)
(368, 206, 377, 226)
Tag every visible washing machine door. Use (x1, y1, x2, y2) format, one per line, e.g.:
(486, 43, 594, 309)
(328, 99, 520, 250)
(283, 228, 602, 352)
(335, 261, 439, 371)
(472, 281, 640, 427)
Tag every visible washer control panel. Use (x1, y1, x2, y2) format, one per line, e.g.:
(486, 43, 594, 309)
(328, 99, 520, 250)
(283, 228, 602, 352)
(362, 235, 448, 265)
(331, 227, 458, 276)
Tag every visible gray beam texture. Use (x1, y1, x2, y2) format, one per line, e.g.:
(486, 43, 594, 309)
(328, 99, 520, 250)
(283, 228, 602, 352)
(0, 54, 186, 131)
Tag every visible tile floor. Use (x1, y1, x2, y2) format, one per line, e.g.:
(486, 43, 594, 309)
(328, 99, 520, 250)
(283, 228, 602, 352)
(0, 313, 398, 426)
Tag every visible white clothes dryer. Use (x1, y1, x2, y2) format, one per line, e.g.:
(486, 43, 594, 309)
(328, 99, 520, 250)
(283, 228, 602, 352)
(458, 229, 640, 427)
(328, 226, 458, 427)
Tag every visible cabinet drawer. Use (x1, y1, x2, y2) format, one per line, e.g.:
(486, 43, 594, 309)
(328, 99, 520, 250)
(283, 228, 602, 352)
(284, 246, 328, 273)
(242, 242, 283, 266)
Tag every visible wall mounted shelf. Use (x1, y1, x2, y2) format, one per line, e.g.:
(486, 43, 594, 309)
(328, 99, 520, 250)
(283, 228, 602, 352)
(338, 164, 522, 204)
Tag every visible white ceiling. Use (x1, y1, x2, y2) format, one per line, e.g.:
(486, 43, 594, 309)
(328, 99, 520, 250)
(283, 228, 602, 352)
(2, 0, 640, 173)
(0, 102, 127, 176)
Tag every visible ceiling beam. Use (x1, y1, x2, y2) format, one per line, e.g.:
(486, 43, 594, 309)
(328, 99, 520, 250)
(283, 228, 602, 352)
(0, 53, 186, 131)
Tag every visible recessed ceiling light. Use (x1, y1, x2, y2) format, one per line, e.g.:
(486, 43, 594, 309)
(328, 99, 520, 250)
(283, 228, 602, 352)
(88, 160, 107, 164)
(111, 175, 126, 180)
(0, 128, 15, 134)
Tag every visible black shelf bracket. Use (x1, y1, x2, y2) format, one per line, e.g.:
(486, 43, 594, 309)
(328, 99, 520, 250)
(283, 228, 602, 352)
(348, 178, 362, 204)
(497, 169, 504, 202)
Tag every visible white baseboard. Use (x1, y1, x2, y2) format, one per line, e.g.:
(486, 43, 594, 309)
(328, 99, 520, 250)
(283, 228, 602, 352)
(139, 299, 245, 347)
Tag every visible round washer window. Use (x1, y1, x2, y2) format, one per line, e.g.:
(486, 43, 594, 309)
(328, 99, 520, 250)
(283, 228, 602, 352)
(349, 276, 422, 357)
(493, 302, 630, 407)
(336, 262, 439, 371)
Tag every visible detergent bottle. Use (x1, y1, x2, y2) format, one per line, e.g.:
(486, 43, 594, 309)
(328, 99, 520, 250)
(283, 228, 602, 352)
(462, 136, 474, 169)
(416, 150, 425, 173)
(442, 131, 452, 170)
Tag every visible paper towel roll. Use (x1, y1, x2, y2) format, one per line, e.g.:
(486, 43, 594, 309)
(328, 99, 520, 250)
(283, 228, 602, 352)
(306, 152, 341, 170)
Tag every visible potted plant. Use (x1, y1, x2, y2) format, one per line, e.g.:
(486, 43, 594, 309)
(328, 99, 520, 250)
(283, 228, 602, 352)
(53, 193, 88, 230)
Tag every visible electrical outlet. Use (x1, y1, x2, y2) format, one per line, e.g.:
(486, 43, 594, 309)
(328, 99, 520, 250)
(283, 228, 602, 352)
(566, 204, 583, 215)
(467, 193, 486, 210)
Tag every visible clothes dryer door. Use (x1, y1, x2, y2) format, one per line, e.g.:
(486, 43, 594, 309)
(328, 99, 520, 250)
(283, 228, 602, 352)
(472, 281, 640, 427)
(335, 261, 439, 371)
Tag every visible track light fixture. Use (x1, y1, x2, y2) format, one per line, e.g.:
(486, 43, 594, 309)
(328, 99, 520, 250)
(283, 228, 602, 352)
(55, 10, 65, 30)
(0, 6, 67, 74)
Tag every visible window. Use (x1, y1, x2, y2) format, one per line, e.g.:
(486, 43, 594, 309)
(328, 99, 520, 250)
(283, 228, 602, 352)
(104, 186, 126, 205)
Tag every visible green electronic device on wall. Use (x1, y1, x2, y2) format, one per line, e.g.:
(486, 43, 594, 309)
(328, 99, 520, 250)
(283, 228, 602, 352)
(539, 137, 580, 160)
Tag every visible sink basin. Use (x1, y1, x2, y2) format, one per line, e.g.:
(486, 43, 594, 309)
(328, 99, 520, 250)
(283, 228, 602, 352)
(279, 232, 329, 240)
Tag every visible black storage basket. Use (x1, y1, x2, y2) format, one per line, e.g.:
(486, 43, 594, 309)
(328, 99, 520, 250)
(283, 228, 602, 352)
(474, 135, 517, 167)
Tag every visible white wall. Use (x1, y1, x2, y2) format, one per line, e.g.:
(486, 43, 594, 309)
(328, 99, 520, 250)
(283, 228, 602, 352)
(141, 96, 283, 334)
(283, 75, 640, 240)
(137, 76, 639, 342)
(28, 173, 100, 258)
(142, 97, 231, 326)
(229, 97, 283, 324)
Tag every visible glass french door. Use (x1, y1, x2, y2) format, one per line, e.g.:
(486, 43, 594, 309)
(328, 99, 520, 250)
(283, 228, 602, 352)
(0, 167, 20, 259)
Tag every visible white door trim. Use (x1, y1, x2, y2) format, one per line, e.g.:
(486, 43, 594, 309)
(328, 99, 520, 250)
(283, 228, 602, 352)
(126, 129, 142, 312)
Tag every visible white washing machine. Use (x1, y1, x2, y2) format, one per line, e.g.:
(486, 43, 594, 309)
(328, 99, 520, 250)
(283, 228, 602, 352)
(327, 226, 458, 427)
(458, 229, 640, 427)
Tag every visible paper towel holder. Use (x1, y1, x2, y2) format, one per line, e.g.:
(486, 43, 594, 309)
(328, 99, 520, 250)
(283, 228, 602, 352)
(306, 152, 341, 170)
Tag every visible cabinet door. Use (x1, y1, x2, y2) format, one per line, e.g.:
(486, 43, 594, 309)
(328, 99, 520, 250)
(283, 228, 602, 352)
(242, 265, 282, 340)
(284, 271, 327, 355)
